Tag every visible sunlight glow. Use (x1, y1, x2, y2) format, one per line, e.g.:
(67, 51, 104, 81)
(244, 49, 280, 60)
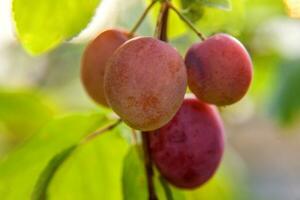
(284, 0, 300, 18)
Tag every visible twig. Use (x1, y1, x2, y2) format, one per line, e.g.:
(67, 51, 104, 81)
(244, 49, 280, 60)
(167, 2, 206, 41)
(80, 119, 122, 144)
(142, 132, 158, 200)
(129, 0, 159, 36)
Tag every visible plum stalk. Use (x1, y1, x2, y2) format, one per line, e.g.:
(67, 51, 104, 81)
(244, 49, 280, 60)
(142, 132, 158, 200)
(130, 0, 206, 41)
(142, 2, 171, 200)
(155, 1, 169, 41)
(133, 1, 206, 199)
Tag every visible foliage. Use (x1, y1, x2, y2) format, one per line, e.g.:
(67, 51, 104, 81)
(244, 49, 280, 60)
(0, 0, 298, 199)
(32, 145, 77, 200)
(269, 59, 300, 124)
(0, 112, 111, 199)
(0, 89, 56, 157)
(12, 0, 101, 54)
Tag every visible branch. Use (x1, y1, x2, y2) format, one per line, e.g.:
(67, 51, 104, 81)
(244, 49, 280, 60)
(80, 119, 122, 144)
(159, 2, 169, 42)
(142, 132, 158, 200)
(155, 1, 169, 40)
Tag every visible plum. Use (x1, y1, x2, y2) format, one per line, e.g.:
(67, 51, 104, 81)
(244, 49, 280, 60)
(185, 33, 253, 106)
(81, 29, 130, 106)
(104, 37, 187, 131)
(147, 98, 225, 189)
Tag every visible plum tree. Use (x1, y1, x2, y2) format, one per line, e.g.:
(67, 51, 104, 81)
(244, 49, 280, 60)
(81, 29, 131, 106)
(147, 98, 224, 189)
(104, 37, 187, 131)
(185, 33, 253, 106)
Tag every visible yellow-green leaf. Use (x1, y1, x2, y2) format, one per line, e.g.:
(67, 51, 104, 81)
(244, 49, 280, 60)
(12, 0, 101, 55)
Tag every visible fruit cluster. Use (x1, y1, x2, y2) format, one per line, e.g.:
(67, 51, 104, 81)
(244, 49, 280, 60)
(81, 17, 252, 189)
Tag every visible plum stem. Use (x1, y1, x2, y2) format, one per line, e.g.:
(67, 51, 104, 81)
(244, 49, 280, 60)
(143, 3, 171, 200)
(155, 1, 169, 41)
(142, 132, 158, 200)
(80, 119, 122, 144)
(167, 2, 206, 41)
(160, 2, 169, 42)
(129, 0, 159, 36)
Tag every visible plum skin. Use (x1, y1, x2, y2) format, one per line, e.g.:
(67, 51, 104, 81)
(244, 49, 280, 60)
(81, 29, 130, 106)
(104, 37, 187, 131)
(147, 98, 225, 189)
(185, 33, 253, 106)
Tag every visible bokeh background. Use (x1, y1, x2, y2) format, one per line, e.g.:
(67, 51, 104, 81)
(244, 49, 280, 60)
(0, 0, 300, 199)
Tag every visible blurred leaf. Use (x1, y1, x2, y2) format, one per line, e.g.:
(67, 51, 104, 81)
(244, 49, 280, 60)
(0, 89, 55, 138)
(201, 0, 231, 10)
(244, 0, 284, 31)
(12, 0, 101, 55)
(197, 0, 245, 36)
(32, 145, 77, 200)
(181, 0, 232, 10)
(249, 54, 280, 103)
(0, 112, 109, 199)
(168, 0, 189, 38)
(180, 0, 231, 22)
(180, 2, 205, 23)
(269, 59, 300, 125)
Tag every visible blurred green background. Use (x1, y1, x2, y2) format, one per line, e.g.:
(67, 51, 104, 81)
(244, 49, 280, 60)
(0, 0, 300, 199)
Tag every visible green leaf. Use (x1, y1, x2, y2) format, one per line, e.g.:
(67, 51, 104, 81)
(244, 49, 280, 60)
(122, 146, 148, 200)
(196, 0, 245, 36)
(48, 124, 129, 200)
(32, 145, 77, 200)
(180, 0, 231, 22)
(180, 1, 205, 23)
(0, 112, 109, 199)
(12, 0, 101, 55)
